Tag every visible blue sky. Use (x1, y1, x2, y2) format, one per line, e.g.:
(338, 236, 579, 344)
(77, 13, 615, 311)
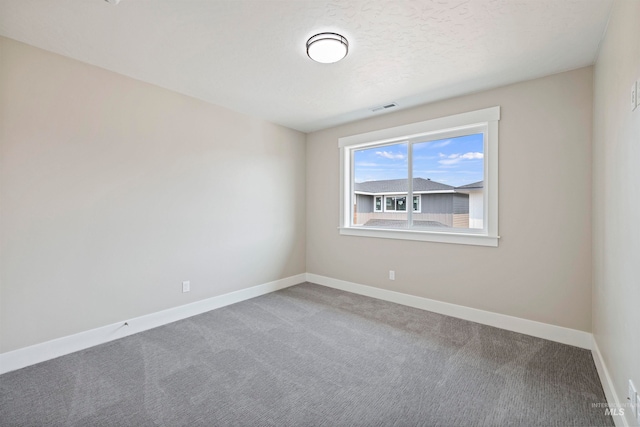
(354, 133, 484, 187)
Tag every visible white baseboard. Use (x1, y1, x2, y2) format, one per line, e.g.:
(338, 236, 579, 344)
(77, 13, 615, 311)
(0, 273, 305, 375)
(305, 273, 593, 350)
(592, 337, 629, 427)
(2, 271, 622, 426)
(0, 273, 597, 374)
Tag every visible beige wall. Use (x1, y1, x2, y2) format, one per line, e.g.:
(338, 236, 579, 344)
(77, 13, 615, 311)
(593, 1, 640, 425)
(307, 67, 593, 332)
(0, 37, 306, 353)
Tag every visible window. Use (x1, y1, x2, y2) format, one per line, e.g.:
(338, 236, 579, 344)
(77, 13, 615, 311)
(374, 196, 382, 212)
(385, 196, 406, 211)
(340, 106, 499, 246)
(382, 195, 420, 212)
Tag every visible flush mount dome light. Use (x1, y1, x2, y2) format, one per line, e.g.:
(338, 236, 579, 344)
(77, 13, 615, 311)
(306, 33, 348, 64)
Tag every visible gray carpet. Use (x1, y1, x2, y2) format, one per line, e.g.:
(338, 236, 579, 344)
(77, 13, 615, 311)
(0, 282, 613, 426)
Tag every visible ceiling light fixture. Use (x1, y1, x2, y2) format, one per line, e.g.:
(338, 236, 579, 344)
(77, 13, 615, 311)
(306, 33, 348, 64)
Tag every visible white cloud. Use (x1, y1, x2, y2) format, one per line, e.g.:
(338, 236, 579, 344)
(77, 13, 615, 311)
(415, 140, 451, 150)
(431, 139, 452, 148)
(460, 152, 483, 160)
(376, 151, 405, 160)
(438, 152, 483, 165)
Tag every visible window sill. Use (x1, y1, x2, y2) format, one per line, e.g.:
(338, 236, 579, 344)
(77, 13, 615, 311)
(338, 226, 499, 247)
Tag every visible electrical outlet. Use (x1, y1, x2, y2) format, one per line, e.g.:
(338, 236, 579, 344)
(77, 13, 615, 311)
(637, 79, 640, 109)
(389, 270, 395, 280)
(182, 281, 190, 293)
(632, 82, 638, 111)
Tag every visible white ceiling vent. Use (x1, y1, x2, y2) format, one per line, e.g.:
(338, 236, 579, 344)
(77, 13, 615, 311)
(371, 103, 398, 113)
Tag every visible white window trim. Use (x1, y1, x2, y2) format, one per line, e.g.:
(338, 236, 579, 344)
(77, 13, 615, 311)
(384, 195, 405, 212)
(382, 194, 420, 213)
(374, 196, 383, 212)
(413, 194, 421, 213)
(339, 106, 500, 247)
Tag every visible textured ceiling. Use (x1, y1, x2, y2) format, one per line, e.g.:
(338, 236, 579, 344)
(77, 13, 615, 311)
(0, 0, 613, 132)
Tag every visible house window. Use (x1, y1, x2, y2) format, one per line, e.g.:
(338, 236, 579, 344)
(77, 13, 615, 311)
(383, 195, 420, 212)
(385, 196, 406, 211)
(339, 106, 500, 247)
(374, 196, 382, 212)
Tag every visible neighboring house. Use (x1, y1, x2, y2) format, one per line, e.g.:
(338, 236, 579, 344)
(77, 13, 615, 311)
(454, 181, 484, 229)
(353, 177, 479, 228)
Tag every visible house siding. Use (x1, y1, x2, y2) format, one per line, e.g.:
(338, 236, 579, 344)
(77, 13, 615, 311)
(469, 191, 484, 229)
(420, 194, 452, 214)
(355, 194, 373, 213)
(355, 192, 471, 228)
(453, 193, 469, 214)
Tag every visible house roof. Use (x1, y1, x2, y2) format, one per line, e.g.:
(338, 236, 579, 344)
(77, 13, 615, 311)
(455, 181, 484, 190)
(354, 178, 454, 194)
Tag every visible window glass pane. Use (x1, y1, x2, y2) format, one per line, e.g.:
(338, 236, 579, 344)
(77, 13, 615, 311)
(413, 195, 420, 212)
(412, 133, 484, 230)
(386, 196, 394, 211)
(396, 196, 406, 211)
(353, 142, 408, 228)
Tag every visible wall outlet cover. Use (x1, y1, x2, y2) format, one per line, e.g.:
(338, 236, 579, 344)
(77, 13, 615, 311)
(182, 281, 190, 293)
(633, 82, 638, 112)
(637, 79, 640, 108)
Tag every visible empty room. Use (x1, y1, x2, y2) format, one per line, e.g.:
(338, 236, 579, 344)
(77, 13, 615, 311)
(0, 0, 638, 426)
